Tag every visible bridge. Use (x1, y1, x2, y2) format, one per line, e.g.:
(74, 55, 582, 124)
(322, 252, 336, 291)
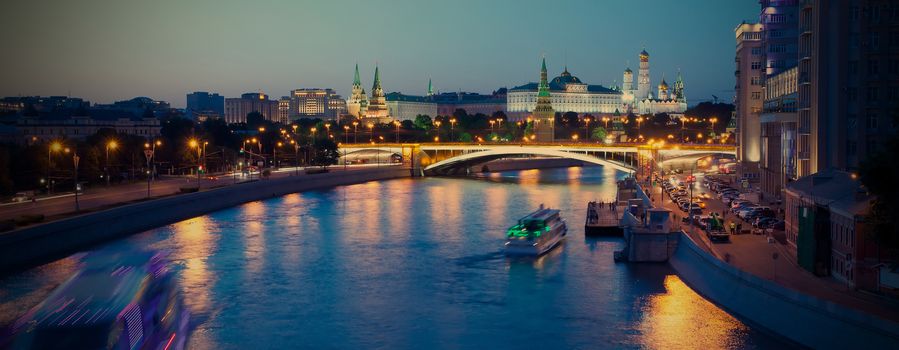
(338, 142, 736, 176)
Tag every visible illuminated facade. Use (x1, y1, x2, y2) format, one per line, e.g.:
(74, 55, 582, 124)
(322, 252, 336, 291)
(508, 49, 687, 119)
(224, 92, 279, 124)
(288, 88, 346, 120)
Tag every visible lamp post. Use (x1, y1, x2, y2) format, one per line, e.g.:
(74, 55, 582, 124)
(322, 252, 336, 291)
(311, 127, 317, 141)
(393, 120, 401, 143)
(324, 123, 331, 139)
(291, 140, 299, 175)
(434, 120, 441, 142)
(450, 118, 457, 141)
(709, 117, 718, 132)
(367, 122, 374, 143)
(489, 119, 495, 132)
(105, 140, 117, 186)
(636, 116, 644, 134)
(73, 151, 80, 212)
(275, 141, 282, 169)
(353, 121, 359, 143)
(344, 125, 350, 144)
(189, 139, 201, 189)
(48, 141, 62, 193)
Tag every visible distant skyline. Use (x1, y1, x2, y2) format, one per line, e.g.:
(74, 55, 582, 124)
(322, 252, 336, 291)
(1, 0, 757, 108)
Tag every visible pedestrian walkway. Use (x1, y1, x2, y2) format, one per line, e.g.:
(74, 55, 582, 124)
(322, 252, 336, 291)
(657, 173, 899, 322)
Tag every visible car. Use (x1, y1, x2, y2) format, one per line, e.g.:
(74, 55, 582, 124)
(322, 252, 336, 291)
(771, 220, 785, 230)
(11, 191, 34, 203)
(753, 217, 778, 228)
(676, 190, 688, 197)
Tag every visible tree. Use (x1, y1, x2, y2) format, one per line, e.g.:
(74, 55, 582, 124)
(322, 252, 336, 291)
(413, 114, 432, 130)
(591, 126, 608, 141)
(246, 112, 265, 128)
(561, 111, 579, 127)
(458, 133, 473, 142)
(310, 138, 339, 168)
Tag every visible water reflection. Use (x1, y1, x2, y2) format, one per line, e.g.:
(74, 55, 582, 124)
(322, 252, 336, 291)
(0, 167, 786, 349)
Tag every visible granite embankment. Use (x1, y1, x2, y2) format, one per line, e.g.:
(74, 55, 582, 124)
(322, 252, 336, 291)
(0, 167, 410, 274)
(669, 232, 899, 348)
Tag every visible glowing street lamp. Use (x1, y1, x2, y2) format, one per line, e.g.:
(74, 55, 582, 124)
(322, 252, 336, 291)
(449, 118, 457, 141)
(188, 139, 202, 188)
(47, 141, 63, 193)
(393, 120, 401, 143)
(105, 140, 118, 186)
(367, 122, 374, 142)
(344, 125, 350, 144)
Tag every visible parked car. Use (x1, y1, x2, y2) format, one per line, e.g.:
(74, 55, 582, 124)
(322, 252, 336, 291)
(11, 191, 34, 203)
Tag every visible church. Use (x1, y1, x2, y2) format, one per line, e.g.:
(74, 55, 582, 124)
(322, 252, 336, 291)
(506, 49, 688, 119)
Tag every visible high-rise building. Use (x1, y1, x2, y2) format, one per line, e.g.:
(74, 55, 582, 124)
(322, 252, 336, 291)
(224, 92, 279, 124)
(288, 88, 346, 120)
(186, 92, 224, 116)
(758, 0, 801, 200)
(734, 22, 765, 177)
(796, 0, 898, 177)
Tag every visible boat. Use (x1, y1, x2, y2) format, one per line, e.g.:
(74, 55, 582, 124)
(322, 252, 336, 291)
(3, 251, 190, 350)
(505, 204, 568, 256)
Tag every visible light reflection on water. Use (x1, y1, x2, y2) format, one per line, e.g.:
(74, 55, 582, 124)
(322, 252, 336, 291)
(0, 166, 789, 349)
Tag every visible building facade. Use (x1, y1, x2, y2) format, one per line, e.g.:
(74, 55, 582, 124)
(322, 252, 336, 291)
(224, 92, 279, 124)
(434, 91, 506, 116)
(385, 93, 437, 121)
(507, 49, 687, 119)
(363, 66, 391, 123)
(760, 66, 798, 200)
(734, 22, 765, 176)
(15, 110, 161, 145)
(186, 91, 224, 116)
(288, 88, 346, 120)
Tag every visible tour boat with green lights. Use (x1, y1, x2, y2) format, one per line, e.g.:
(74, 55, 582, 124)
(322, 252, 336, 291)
(504, 205, 568, 256)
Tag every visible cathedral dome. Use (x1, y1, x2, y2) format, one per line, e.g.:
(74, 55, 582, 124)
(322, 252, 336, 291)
(624, 67, 633, 74)
(551, 67, 583, 87)
(639, 49, 649, 62)
(659, 79, 669, 90)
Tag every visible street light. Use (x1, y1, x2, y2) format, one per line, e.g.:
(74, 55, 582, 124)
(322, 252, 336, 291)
(367, 122, 374, 142)
(710, 117, 718, 132)
(47, 141, 62, 193)
(311, 127, 317, 141)
(105, 140, 117, 186)
(572, 134, 579, 142)
(352, 121, 359, 143)
(393, 120, 401, 143)
(344, 125, 350, 144)
(275, 141, 283, 169)
(434, 120, 441, 142)
(189, 139, 201, 188)
(449, 118, 457, 141)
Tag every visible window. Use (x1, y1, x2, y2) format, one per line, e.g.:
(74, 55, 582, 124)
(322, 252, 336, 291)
(751, 76, 761, 85)
(851, 6, 860, 21)
(867, 87, 879, 102)
(752, 92, 761, 100)
(769, 30, 782, 38)
(751, 47, 761, 55)
(867, 112, 878, 129)
(848, 88, 858, 102)
(751, 61, 762, 70)
(868, 60, 880, 75)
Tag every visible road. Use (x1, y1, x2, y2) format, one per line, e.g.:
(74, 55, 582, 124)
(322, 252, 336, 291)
(0, 164, 401, 223)
(650, 173, 899, 322)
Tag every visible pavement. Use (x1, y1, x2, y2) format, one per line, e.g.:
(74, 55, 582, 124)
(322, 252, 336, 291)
(650, 173, 899, 323)
(0, 163, 400, 224)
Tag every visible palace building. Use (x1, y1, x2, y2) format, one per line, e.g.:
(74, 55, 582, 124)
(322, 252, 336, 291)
(507, 49, 688, 119)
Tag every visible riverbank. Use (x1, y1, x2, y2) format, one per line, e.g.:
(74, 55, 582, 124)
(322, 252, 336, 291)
(479, 157, 584, 172)
(0, 167, 410, 274)
(670, 231, 899, 348)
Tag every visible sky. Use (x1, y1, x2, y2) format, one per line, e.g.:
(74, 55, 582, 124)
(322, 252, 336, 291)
(1, 0, 757, 108)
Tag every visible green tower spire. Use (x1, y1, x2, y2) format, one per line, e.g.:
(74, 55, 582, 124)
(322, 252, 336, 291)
(353, 63, 361, 86)
(427, 77, 433, 96)
(538, 57, 550, 98)
(372, 65, 381, 91)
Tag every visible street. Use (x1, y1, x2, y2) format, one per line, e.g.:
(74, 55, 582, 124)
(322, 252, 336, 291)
(651, 172, 899, 322)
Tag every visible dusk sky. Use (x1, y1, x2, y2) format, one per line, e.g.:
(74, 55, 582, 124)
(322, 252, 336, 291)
(2, 0, 756, 108)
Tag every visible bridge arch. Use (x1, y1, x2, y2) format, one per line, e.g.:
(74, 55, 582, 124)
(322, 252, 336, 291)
(423, 147, 635, 175)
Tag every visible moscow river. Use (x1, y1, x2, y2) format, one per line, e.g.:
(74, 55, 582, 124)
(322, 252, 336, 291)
(0, 166, 790, 349)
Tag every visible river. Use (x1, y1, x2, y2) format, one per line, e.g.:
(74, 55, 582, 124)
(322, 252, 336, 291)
(0, 166, 790, 349)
